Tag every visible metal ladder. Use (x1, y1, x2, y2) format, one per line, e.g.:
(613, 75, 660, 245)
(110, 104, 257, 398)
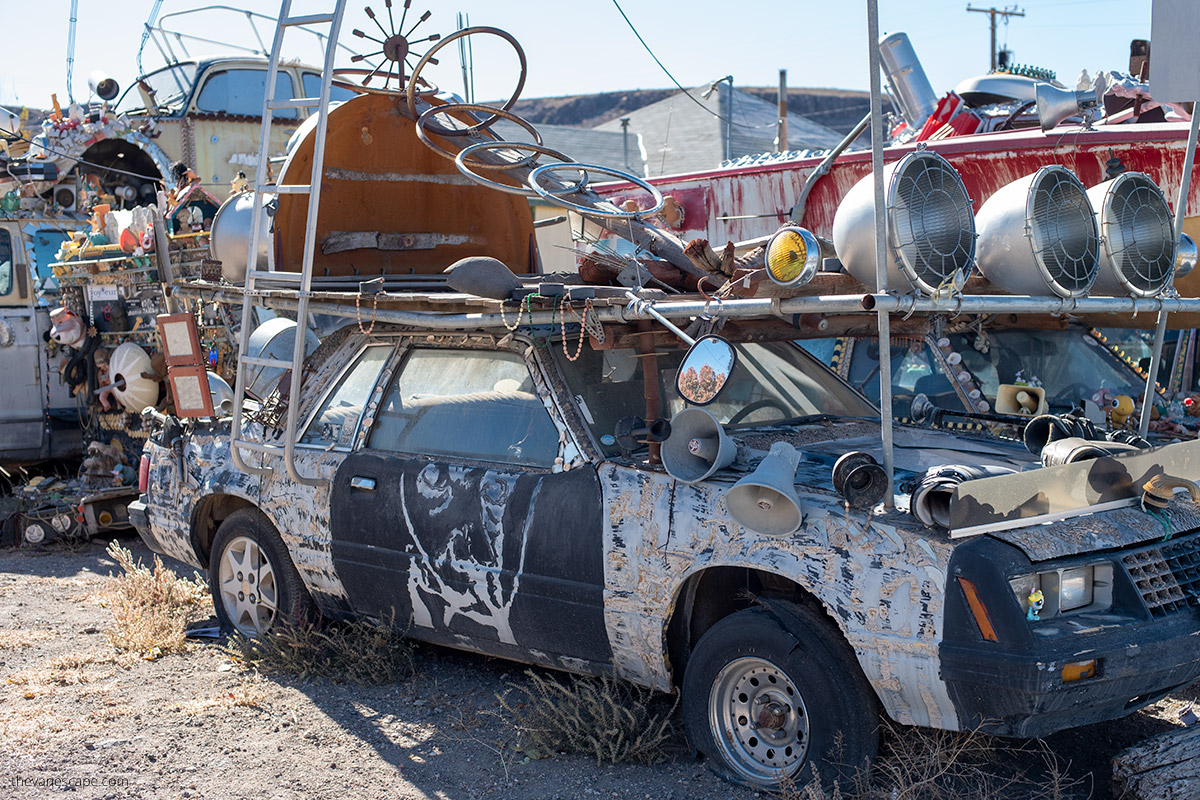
(228, 1, 347, 487)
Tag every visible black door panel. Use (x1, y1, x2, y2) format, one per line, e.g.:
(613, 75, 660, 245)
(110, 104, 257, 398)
(331, 453, 611, 666)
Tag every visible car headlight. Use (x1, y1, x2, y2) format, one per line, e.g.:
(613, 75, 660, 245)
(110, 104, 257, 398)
(1009, 562, 1114, 620)
(765, 226, 821, 287)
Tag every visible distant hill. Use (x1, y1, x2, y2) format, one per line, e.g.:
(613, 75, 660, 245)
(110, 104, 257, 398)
(511, 87, 890, 136)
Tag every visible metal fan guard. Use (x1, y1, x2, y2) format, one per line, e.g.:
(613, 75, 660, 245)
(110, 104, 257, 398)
(888, 151, 976, 294)
(1028, 168, 1099, 296)
(1101, 173, 1174, 296)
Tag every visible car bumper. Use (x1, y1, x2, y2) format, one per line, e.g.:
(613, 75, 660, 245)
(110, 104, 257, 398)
(128, 498, 159, 553)
(941, 613, 1200, 737)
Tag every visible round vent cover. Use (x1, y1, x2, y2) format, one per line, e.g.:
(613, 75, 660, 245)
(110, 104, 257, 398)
(1088, 172, 1175, 297)
(888, 151, 977, 295)
(832, 150, 975, 295)
(975, 166, 1099, 298)
(1027, 166, 1099, 296)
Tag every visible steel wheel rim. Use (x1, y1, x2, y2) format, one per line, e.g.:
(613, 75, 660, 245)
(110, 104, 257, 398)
(217, 535, 279, 636)
(709, 656, 809, 784)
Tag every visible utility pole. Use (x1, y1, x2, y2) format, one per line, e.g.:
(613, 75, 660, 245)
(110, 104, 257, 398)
(966, 5, 1025, 71)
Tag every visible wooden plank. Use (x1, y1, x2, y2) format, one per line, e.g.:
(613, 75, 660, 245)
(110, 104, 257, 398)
(1113, 725, 1200, 800)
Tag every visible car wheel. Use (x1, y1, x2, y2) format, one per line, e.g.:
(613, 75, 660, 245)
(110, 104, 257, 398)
(209, 508, 316, 636)
(682, 601, 879, 789)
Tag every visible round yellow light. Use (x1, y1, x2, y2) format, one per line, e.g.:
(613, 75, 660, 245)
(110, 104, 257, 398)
(765, 226, 820, 287)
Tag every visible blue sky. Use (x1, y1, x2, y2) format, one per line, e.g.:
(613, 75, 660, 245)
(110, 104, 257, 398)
(0, 1, 1154, 111)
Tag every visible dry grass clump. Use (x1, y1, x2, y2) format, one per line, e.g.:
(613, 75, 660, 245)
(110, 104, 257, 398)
(5, 650, 125, 698)
(222, 616, 414, 685)
(0, 629, 56, 649)
(100, 541, 209, 660)
(782, 723, 1084, 800)
(497, 669, 676, 765)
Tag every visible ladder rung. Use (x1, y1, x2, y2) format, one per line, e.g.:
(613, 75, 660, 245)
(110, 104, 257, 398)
(248, 269, 304, 282)
(239, 355, 294, 369)
(281, 13, 334, 26)
(268, 97, 321, 110)
(231, 439, 283, 455)
(275, 184, 312, 194)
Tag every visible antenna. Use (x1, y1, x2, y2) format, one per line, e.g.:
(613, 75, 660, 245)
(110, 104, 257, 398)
(966, 5, 1025, 71)
(456, 11, 474, 103)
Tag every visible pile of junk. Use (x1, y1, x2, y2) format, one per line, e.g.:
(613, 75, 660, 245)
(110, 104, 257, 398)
(1, 185, 239, 546)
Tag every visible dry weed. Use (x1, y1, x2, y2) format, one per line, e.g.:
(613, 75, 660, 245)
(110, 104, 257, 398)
(496, 669, 676, 765)
(780, 722, 1085, 800)
(0, 629, 56, 649)
(99, 541, 209, 660)
(222, 616, 414, 685)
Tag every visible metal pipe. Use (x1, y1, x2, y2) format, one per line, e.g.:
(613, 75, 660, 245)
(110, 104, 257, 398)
(790, 112, 871, 226)
(177, 286, 1200, 328)
(1140, 108, 1200, 435)
(623, 291, 696, 345)
(867, 0, 895, 508)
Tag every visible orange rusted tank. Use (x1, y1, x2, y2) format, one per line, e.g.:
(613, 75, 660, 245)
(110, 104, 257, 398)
(275, 92, 537, 276)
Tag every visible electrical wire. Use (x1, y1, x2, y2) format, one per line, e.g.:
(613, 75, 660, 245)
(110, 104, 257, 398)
(611, 0, 760, 131)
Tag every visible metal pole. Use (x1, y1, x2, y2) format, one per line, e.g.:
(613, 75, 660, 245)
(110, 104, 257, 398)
(725, 80, 733, 162)
(778, 69, 789, 153)
(867, 0, 894, 508)
(620, 118, 632, 173)
(1140, 108, 1200, 436)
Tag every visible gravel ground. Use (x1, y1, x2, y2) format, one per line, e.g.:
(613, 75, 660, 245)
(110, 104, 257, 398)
(0, 536, 1195, 800)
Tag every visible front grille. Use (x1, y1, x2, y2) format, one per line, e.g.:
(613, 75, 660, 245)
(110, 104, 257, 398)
(1123, 534, 1200, 617)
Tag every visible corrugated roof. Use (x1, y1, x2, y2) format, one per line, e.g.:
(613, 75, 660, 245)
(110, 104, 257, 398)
(490, 120, 644, 176)
(595, 84, 843, 177)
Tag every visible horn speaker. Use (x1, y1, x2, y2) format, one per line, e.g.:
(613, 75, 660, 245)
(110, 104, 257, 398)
(1035, 81, 1100, 132)
(832, 150, 976, 295)
(995, 384, 1047, 417)
(726, 442, 803, 535)
(661, 408, 737, 484)
(1086, 172, 1175, 297)
(88, 71, 120, 102)
(975, 166, 1099, 297)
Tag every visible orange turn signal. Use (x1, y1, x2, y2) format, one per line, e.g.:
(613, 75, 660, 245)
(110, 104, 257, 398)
(957, 577, 998, 642)
(1062, 659, 1098, 683)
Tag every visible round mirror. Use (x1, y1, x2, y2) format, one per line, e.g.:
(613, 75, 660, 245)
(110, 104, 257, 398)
(677, 335, 737, 406)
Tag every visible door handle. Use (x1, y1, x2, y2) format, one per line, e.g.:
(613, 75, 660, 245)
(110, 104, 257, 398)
(349, 476, 376, 491)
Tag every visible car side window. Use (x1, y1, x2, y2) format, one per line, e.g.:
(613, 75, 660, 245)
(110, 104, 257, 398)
(196, 69, 298, 118)
(300, 344, 391, 448)
(368, 348, 560, 467)
(0, 229, 12, 296)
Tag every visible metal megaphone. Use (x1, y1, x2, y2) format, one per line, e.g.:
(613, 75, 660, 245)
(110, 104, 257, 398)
(89, 71, 120, 102)
(661, 408, 737, 484)
(1035, 81, 1101, 132)
(725, 442, 803, 535)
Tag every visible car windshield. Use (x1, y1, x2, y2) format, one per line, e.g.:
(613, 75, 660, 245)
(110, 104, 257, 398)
(553, 338, 876, 457)
(1092, 327, 1182, 393)
(116, 63, 198, 115)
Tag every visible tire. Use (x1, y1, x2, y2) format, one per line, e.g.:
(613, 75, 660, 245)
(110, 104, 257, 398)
(208, 508, 317, 636)
(682, 601, 879, 790)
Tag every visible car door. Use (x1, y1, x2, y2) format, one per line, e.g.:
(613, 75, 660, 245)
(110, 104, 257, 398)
(330, 343, 611, 670)
(0, 226, 47, 460)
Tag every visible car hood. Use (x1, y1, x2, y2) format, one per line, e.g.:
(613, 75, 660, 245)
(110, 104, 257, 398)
(742, 422, 1200, 561)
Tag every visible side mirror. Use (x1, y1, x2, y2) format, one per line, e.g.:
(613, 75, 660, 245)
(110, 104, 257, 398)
(677, 335, 736, 406)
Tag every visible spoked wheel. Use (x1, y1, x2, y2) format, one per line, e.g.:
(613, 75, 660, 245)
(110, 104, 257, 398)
(683, 602, 879, 790)
(209, 508, 316, 636)
(709, 656, 810, 781)
(216, 535, 279, 635)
